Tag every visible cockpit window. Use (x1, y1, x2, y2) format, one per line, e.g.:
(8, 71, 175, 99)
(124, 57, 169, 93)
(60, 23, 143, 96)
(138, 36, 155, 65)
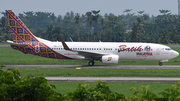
(165, 48, 171, 51)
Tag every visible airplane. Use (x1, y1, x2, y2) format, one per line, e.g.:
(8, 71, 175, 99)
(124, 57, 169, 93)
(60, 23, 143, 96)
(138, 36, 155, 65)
(5, 10, 179, 66)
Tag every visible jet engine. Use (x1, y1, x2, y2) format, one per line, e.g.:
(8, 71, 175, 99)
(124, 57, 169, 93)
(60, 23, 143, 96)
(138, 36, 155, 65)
(101, 55, 119, 64)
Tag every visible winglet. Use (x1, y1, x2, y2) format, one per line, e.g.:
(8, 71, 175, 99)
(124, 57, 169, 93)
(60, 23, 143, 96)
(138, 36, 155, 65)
(68, 37, 73, 42)
(60, 39, 71, 50)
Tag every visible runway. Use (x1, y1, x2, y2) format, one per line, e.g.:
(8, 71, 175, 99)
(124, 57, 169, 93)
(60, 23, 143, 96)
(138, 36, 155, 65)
(0, 45, 10, 47)
(4, 65, 180, 69)
(45, 77, 180, 83)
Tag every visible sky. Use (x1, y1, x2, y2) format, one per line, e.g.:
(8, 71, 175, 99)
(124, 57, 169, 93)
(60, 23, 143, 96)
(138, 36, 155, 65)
(0, 0, 179, 17)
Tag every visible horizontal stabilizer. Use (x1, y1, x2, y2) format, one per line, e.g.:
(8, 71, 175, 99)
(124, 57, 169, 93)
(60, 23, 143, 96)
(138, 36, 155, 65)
(6, 40, 27, 46)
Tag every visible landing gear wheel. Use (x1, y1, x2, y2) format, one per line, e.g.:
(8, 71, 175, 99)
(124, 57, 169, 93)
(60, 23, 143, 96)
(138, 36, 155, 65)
(88, 61, 94, 66)
(159, 62, 162, 66)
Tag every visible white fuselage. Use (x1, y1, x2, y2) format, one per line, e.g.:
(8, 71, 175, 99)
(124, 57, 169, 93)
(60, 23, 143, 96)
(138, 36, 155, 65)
(45, 42, 179, 62)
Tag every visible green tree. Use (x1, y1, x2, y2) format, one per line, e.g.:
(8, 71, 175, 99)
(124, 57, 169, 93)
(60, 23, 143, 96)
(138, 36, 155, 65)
(53, 26, 62, 41)
(128, 85, 157, 101)
(159, 29, 169, 44)
(138, 11, 144, 15)
(50, 13, 56, 23)
(0, 17, 7, 34)
(0, 68, 62, 101)
(130, 17, 144, 42)
(0, 17, 10, 42)
(86, 11, 93, 41)
(46, 24, 53, 40)
(106, 15, 124, 42)
(123, 9, 132, 13)
(74, 13, 81, 41)
(91, 10, 100, 41)
(155, 9, 172, 29)
(65, 80, 125, 101)
(160, 82, 180, 101)
(99, 17, 106, 41)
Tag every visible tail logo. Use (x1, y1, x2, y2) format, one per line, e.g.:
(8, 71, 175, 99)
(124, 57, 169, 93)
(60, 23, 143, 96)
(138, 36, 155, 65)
(6, 10, 39, 42)
(6, 10, 72, 60)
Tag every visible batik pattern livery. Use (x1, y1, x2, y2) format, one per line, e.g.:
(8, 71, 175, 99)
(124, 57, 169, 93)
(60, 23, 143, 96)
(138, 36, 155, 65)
(6, 10, 71, 59)
(6, 10, 38, 43)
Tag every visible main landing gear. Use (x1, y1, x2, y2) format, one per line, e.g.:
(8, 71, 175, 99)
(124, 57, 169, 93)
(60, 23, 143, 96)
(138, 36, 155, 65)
(88, 61, 94, 66)
(159, 62, 162, 66)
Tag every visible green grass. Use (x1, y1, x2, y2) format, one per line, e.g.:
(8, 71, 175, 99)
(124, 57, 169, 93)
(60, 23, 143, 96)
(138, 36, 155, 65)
(15, 68, 180, 77)
(0, 47, 180, 65)
(49, 82, 172, 97)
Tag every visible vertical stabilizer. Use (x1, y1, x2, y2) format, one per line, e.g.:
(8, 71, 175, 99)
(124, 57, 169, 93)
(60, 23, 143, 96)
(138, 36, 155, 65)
(6, 10, 39, 43)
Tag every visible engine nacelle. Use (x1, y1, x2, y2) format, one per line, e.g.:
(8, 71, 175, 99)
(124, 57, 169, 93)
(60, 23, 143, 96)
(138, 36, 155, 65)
(101, 55, 119, 64)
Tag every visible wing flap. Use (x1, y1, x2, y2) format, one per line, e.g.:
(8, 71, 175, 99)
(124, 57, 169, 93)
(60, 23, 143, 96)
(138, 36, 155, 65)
(76, 51, 104, 60)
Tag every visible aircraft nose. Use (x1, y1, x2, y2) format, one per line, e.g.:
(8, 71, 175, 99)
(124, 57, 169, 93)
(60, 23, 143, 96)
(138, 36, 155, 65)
(172, 50, 179, 58)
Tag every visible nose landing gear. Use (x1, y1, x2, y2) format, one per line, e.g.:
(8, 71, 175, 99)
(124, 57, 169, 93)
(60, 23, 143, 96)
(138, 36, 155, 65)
(159, 62, 162, 66)
(88, 61, 94, 66)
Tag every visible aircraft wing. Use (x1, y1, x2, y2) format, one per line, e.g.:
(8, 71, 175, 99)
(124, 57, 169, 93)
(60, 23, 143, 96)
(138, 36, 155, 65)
(60, 39, 105, 60)
(6, 40, 27, 47)
(75, 50, 104, 60)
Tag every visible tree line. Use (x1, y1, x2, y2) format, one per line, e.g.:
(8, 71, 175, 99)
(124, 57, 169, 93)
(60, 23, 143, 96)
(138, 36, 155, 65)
(1, 66, 180, 100)
(1, 9, 180, 44)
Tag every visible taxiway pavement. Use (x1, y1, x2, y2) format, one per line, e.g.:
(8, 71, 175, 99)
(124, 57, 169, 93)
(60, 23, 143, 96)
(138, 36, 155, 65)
(0, 45, 10, 47)
(45, 77, 180, 83)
